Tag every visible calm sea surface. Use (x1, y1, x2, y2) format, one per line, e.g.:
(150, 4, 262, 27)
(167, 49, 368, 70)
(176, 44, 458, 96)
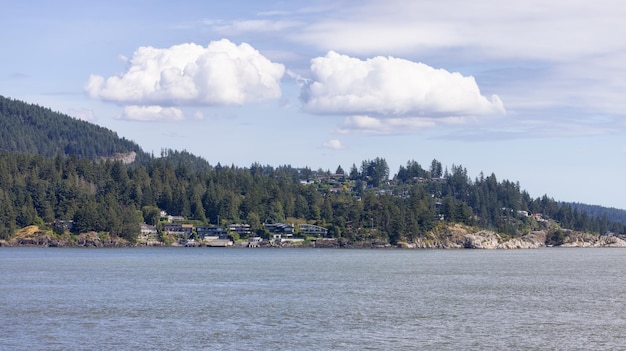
(1, 247, 625, 350)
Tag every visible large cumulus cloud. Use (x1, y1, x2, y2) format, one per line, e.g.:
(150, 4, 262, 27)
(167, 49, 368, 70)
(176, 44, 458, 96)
(85, 39, 285, 107)
(301, 51, 504, 118)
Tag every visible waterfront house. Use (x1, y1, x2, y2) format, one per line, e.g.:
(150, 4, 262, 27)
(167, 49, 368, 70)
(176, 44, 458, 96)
(228, 224, 251, 237)
(163, 223, 193, 238)
(196, 225, 227, 240)
(140, 223, 157, 235)
(299, 224, 328, 237)
(264, 223, 295, 237)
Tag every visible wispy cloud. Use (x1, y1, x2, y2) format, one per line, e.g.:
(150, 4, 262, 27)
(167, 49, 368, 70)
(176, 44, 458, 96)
(335, 116, 436, 135)
(286, 0, 626, 136)
(322, 139, 345, 150)
(118, 105, 184, 122)
(67, 108, 96, 122)
(213, 19, 302, 34)
(292, 0, 626, 60)
(8, 72, 29, 79)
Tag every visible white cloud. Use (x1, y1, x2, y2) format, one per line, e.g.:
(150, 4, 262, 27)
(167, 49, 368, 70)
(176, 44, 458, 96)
(302, 51, 504, 118)
(119, 105, 184, 122)
(287, 1, 626, 131)
(293, 0, 626, 61)
(213, 20, 302, 34)
(336, 115, 436, 135)
(323, 139, 345, 150)
(85, 39, 285, 106)
(192, 110, 205, 120)
(67, 108, 96, 122)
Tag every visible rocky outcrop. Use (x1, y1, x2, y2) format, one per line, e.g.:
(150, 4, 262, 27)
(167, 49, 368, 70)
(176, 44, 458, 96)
(3, 226, 133, 247)
(560, 233, 626, 248)
(75, 232, 132, 247)
(405, 226, 547, 249)
(464, 231, 501, 249)
(100, 151, 136, 164)
(462, 231, 545, 249)
(4, 224, 625, 249)
(497, 231, 546, 249)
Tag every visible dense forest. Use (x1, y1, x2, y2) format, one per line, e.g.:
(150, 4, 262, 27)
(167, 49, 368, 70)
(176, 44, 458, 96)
(565, 202, 626, 226)
(1, 95, 625, 244)
(1, 150, 625, 243)
(0, 95, 148, 161)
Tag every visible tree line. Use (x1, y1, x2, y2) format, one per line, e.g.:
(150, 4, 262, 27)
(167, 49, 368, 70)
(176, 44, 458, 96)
(1, 151, 624, 243)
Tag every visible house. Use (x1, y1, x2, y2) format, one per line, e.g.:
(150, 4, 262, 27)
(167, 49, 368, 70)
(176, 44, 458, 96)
(163, 223, 193, 237)
(159, 211, 185, 223)
(138, 223, 160, 245)
(167, 215, 185, 223)
(264, 223, 295, 236)
(228, 224, 251, 237)
(140, 223, 157, 235)
(299, 224, 328, 237)
(196, 225, 227, 240)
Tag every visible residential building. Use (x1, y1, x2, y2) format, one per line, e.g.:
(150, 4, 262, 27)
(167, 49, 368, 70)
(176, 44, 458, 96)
(196, 225, 227, 240)
(163, 223, 193, 237)
(140, 223, 157, 235)
(299, 224, 328, 236)
(228, 224, 251, 237)
(264, 223, 295, 237)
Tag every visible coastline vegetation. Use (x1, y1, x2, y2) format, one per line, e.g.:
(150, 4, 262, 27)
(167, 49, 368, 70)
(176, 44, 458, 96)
(1, 95, 625, 247)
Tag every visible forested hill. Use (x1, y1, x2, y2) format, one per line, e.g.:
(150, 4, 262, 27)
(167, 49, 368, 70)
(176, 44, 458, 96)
(1, 95, 625, 246)
(565, 202, 626, 226)
(1, 150, 625, 243)
(0, 95, 147, 161)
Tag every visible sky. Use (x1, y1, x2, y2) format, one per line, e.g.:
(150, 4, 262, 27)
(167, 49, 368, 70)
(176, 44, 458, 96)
(1, 0, 625, 209)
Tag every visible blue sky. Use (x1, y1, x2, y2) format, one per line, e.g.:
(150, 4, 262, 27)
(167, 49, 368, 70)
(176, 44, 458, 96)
(1, 0, 625, 209)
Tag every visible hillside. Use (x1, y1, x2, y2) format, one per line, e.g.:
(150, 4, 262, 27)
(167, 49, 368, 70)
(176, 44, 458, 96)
(0, 96, 625, 247)
(0, 95, 147, 161)
(565, 202, 626, 226)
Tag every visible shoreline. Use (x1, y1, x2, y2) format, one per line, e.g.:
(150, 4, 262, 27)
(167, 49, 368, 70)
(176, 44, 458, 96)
(4, 225, 626, 249)
(3, 240, 626, 249)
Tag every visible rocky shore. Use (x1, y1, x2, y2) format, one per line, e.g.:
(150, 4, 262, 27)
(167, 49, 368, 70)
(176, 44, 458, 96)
(0, 227, 134, 248)
(2, 224, 626, 249)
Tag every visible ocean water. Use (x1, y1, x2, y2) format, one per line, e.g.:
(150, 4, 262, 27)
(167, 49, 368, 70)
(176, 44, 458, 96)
(1, 247, 625, 350)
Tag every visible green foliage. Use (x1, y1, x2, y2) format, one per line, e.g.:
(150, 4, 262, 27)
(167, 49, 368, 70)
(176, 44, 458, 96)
(142, 206, 161, 226)
(1, 149, 624, 244)
(228, 231, 240, 242)
(0, 95, 624, 244)
(0, 95, 147, 161)
(546, 229, 566, 246)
